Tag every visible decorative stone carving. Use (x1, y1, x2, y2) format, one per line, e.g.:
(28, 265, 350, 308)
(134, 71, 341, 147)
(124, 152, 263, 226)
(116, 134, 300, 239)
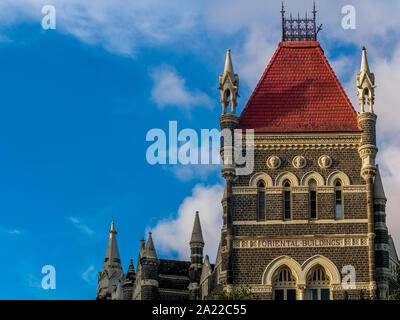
(292, 155, 307, 169)
(318, 155, 332, 169)
(266, 156, 281, 169)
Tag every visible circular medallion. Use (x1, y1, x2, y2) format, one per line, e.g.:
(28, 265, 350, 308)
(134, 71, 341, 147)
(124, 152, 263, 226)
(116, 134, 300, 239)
(292, 156, 307, 169)
(318, 155, 332, 169)
(267, 156, 281, 169)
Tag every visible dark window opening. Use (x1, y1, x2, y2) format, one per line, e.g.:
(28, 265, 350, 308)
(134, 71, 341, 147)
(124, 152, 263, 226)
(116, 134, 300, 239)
(283, 180, 291, 220)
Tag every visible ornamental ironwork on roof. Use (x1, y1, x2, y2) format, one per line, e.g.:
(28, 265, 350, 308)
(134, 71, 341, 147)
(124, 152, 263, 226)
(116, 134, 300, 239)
(281, 2, 322, 42)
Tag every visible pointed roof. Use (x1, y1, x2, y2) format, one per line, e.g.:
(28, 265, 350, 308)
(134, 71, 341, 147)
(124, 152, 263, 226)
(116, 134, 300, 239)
(238, 41, 361, 133)
(190, 211, 204, 245)
(374, 165, 386, 200)
(224, 49, 235, 78)
(102, 220, 122, 271)
(126, 259, 136, 280)
(144, 232, 158, 259)
(360, 46, 371, 74)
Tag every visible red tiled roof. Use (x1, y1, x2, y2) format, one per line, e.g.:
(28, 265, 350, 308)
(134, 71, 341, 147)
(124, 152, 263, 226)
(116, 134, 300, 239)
(237, 41, 361, 132)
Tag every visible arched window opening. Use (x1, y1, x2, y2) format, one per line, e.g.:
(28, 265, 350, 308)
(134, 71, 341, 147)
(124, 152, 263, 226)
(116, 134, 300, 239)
(335, 180, 343, 219)
(283, 180, 291, 220)
(306, 265, 331, 300)
(309, 179, 317, 219)
(272, 266, 297, 300)
(225, 89, 231, 105)
(257, 180, 265, 221)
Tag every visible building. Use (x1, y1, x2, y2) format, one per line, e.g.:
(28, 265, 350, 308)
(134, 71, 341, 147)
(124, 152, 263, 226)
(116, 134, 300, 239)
(96, 6, 400, 300)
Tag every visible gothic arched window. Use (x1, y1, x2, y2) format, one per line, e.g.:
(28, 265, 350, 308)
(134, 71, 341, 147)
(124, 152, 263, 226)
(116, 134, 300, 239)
(257, 180, 265, 221)
(309, 179, 317, 219)
(283, 180, 291, 220)
(306, 266, 331, 300)
(272, 266, 297, 300)
(334, 180, 343, 219)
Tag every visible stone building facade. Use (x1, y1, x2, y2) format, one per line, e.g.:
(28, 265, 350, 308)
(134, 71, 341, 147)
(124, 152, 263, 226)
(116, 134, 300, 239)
(96, 10, 400, 300)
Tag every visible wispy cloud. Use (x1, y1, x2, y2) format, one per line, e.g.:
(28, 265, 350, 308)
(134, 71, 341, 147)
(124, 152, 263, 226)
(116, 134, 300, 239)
(150, 64, 212, 111)
(0, 226, 22, 235)
(81, 265, 97, 285)
(68, 216, 94, 236)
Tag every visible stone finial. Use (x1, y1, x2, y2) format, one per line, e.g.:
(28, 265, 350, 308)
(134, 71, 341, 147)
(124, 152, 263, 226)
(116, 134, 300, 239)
(357, 46, 376, 113)
(219, 49, 239, 115)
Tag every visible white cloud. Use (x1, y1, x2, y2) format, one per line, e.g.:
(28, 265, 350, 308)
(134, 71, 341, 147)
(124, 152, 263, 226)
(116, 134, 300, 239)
(68, 216, 94, 236)
(81, 265, 97, 284)
(149, 183, 223, 262)
(150, 65, 212, 110)
(234, 26, 277, 92)
(0, 0, 201, 56)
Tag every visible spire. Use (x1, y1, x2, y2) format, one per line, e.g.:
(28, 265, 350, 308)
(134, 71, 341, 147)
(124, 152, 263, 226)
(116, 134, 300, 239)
(224, 49, 235, 78)
(374, 165, 387, 200)
(144, 232, 157, 259)
(96, 220, 124, 300)
(126, 259, 136, 280)
(103, 220, 121, 270)
(190, 211, 204, 245)
(360, 46, 371, 74)
(357, 46, 375, 113)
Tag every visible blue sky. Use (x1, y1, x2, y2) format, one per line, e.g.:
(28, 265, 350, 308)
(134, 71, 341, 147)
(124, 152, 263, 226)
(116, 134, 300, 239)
(1, 0, 400, 299)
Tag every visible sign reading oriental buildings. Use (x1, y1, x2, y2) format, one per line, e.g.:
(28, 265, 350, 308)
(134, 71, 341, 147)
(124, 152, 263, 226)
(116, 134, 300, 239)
(234, 237, 369, 249)
(96, 4, 400, 301)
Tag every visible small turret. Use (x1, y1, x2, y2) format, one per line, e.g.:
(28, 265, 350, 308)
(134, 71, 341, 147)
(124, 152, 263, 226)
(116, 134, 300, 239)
(188, 211, 205, 300)
(140, 232, 159, 300)
(218, 50, 239, 290)
(123, 259, 136, 300)
(357, 46, 376, 113)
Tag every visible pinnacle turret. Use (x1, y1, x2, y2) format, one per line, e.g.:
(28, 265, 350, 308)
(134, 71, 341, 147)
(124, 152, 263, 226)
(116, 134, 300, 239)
(219, 49, 239, 115)
(144, 232, 157, 259)
(126, 259, 136, 280)
(190, 211, 204, 245)
(357, 46, 376, 113)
